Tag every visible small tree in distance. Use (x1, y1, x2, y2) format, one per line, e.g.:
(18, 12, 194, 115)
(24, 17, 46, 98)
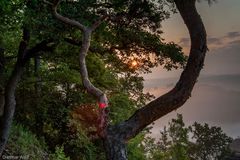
(144, 114, 233, 160)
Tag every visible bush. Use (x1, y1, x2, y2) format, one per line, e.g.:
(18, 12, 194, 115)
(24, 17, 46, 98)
(50, 146, 70, 160)
(2, 123, 49, 160)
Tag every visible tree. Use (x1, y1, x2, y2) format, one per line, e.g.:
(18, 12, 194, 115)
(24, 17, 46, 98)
(190, 122, 232, 160)
(105, 0, 207, 158)
(0, 48, 4, 116)
(0, 27, 54, 154)
(0, 0, 208, 159)
(144, 114, 191, 160)
(144, 114, 232, 160)
(44, 0, 208, 159)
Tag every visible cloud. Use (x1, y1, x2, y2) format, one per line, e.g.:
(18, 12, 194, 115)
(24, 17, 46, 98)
(227, 39, 240, 46)
(203, 41, 240, 75)
(179, 38, 190, 47)
(146, 75, 240, 138)
(178, 31, 240, 51)
(226, 31, 240, 39)
(208, 37, 222, 45)
(178, 36, 225, 51)
(144, 32, 240, 138)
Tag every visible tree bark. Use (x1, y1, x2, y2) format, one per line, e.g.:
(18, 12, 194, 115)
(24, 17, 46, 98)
(0, 63, 25, 155)
(0, 48, 5, 117)
(51, 0, 108, 109)
(104, 126, 128, 160)
(34, 55, 41, 94)
(0, 29, 54, 155)
(0, 48, 4, 78)
(0, 28, 29, 155)
(104, 0, 208, 159)
(0, 92, 4, 117)
(51, 0, 109, 137)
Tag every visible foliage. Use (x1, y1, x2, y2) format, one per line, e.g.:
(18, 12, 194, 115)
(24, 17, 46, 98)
(0, 0, 216, 159)
(108, 93, 136, 123)
(66, 112, 103, 160)
(145, 114, 233, 160)
(2, 123, 48, 160)
(189, 122, 233, 160)
(50, 146, 70, 160)
(127, 133, 147, 160)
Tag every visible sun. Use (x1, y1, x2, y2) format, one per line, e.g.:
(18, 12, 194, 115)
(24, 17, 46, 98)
(131, 60, 138, 67)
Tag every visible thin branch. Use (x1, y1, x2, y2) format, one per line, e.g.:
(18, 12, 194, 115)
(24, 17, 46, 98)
(64, 37, 81, 46)
(51, 0, 87, 31)
(48, 0, 108, 107)
(43, 0, 53, 6)
(89, 15, 108, 31)
(64, 37, 104, 53)
(49, 0, 109, 132)
(79, 31, 108, 108)
(46, 0, 107, 31)
(23, 39, 54, 64)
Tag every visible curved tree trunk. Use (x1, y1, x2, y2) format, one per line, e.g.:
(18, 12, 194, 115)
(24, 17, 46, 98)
(0, 29, 54, 156)
(0, 65, 24, 155)
(0, 29, 29, 155)
(49, 0, 207, 159)
(51, 0, 109, 138)
(104, 0, 208, 159)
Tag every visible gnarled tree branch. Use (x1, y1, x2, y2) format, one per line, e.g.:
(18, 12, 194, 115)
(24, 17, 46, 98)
(51, 0, 108, 109)
(51, 0, 86, 31)
(104, 0, 208, 159)
(23, 39, 54, 63)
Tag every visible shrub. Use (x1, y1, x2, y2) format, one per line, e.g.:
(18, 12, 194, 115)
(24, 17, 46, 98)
(2, 123, 48, 160)
(50, 146, 70, 160)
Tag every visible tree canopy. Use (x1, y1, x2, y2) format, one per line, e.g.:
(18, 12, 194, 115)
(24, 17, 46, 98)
(0, 0, 228, 159)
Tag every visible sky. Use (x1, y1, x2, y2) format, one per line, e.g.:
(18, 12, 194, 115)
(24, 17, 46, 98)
(142, 0, 240, 138)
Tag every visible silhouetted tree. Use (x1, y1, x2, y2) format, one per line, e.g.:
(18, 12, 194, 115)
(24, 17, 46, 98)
(47, 0, 208, 159)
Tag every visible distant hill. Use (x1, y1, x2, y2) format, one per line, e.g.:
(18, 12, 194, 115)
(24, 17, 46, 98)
(226, 138, 240, 160)
(230, 138, 240, 154)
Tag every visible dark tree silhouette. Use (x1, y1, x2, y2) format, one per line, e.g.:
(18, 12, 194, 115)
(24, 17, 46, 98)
(0, 0, 208, 159)
(0, 28, 54, 155)
(104, 0, 207, 159)
(47, 0, 207, 159)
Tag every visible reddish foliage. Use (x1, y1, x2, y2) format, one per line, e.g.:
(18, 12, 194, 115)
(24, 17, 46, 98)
(69, 104, 108, 139)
